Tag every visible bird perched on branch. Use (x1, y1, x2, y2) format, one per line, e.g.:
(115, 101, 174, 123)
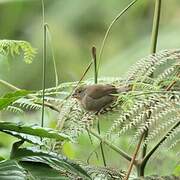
(72, 84, 131, 112)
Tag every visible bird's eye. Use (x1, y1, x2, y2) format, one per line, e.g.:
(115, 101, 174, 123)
(78, 90, 82, 93)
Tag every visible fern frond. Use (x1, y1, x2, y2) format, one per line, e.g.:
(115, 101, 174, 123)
(154, 63, 179, 86)
(57, 99, 95, 139)
(47, 48, 180, 155)
(133, 107, 179, 141)
(0, 39, 36, 63)
(126, 49, 180, 80)
(167, 139, 180, 151)
(144, 117, 178, 145)
(53, 99, 96, 151)
(161, 125, 180, 148)
(4, 105, 24, 114)
(14, 98, 41, 111)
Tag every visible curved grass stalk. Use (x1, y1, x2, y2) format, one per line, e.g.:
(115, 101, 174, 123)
(97, 0, 139, 75)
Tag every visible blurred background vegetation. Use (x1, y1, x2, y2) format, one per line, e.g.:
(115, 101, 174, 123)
(0, 0, 180, 176)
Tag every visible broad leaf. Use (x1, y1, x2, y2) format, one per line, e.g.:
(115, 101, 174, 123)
(0, 160, 26, 180)
(12, 147, 91, 179)
(0, 121, 71, 141)
(0, 159, 69, 180)
(2, 130, 43, 146)
(20, 161, 69, 180)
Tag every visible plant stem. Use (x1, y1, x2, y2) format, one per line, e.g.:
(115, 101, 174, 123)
(89, 129, 133, 163)
(92, 46, 98, 84)
(150, 0, 161, 54)
(92, 46, 107, 167)
(124, 134, 144, 180)
(141, 130, 148, 158)
(41, 0, 47, 128)
(97, 0, 138, 74)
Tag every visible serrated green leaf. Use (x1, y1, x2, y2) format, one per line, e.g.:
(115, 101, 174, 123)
(0, 40, 36, 64)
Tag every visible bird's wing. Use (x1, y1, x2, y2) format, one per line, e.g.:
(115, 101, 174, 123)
(86, 84, 117, 99)
(82, 94, 115, 111)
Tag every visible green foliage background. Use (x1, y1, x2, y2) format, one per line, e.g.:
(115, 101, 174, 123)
(0, 0, 180, 176)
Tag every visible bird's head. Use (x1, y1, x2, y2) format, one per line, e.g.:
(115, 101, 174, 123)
(72, 86, 86, 100)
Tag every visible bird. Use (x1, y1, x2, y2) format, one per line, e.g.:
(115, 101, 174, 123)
(72, 84, 131, 112)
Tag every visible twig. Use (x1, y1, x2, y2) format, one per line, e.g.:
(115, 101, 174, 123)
(124, 134, 144, 180)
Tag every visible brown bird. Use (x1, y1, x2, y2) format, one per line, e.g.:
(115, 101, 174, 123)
(72, 84, 131, 112)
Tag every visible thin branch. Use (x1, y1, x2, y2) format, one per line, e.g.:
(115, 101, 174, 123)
(124, 134, 144, 180)
(89, 129, 132, 163)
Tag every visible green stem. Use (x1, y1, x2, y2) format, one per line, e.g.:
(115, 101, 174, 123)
(150, 0, 161, 54)
(89, 130, 133, 163)
(41, 0, 47, 128)
(98, 121, 107, 167)
(141, 129, 148, 158)
(97, 0, 138, 74)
